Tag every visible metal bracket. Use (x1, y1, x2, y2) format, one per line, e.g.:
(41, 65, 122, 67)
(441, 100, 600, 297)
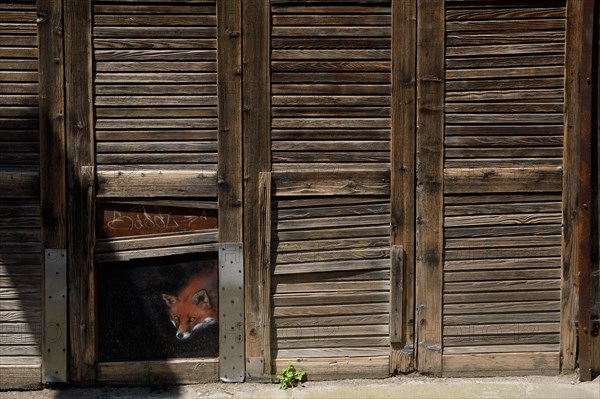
(219, 243, 245, 382)
(44, 249, 67, 383)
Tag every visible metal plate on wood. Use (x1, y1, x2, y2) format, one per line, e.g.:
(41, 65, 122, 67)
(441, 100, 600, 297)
(219, 243, 244, 382)
(44, 249, 67, 383)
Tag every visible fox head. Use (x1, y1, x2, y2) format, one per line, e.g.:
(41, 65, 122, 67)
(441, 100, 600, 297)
(161, 275, 218, 340)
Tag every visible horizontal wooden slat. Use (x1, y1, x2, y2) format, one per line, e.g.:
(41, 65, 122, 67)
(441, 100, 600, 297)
(444, 323, 560, 337)
(444, 301, 560, 315)
(276, 225, 390, 242)
(95, 243, 219, 263)
(272, 356, 389, 380)
(273, 314, 389, 328)
(445, 268, 560, 282)
(98, 359, 218, 385)
(443, 167, 562, 194)
(96, 169, 217, 197)
(442, 353, 559, 377)
(273, 291, 389, 307)
(276, 237, 389, 253)
(0, 365, 41, 390)
(444, 344, 559, 355)
(445, 213, 561, 228)
(273, 259, 390, 275)
(274, 324, 389, 339)
(274, 303, 388, 317)
(274, 347, 389, 358)
(276, 336, 390, 349)
(0, 170, 39, 198)
(444, 290, 560, 304)
(273, 279, 389, 293)
(444, 258, 560, 274)
(95, 229, 218, 253)
(444, 312, 560, 326)
(272, 170, 389, 196)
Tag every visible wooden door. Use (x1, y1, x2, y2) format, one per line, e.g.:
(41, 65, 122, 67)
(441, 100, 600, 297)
(243, 0, 416, 380)
(415, 0, 587, 376)
(62, 0, 242, 384)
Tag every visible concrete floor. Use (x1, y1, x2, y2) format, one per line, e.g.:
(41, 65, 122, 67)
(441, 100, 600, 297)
(1, 374, 598, 399)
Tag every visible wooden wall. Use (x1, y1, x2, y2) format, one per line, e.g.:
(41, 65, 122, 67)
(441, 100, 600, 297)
(267, 1, 394, 379)
(0, 0, 597, 388)
(91, 0, 220, 268)
(441, 0, 566, 376)
(0, 0, 43, 389)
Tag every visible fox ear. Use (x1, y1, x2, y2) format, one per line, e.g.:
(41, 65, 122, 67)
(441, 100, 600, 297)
(162, 293, 177, 306)
(192, 289, 210, 306)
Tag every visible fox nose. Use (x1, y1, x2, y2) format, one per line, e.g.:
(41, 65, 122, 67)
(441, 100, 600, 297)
(176, 332, 185, 340)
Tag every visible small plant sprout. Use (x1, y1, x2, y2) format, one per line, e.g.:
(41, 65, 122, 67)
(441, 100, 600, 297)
(276, 361, 306, 389)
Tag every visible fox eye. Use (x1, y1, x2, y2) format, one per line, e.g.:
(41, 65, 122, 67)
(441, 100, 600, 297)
(189, 317, 196, 323)
(174, 316, 180, 322)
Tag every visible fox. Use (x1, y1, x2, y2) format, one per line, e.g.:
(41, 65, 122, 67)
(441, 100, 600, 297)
(161, 268, 218, 341)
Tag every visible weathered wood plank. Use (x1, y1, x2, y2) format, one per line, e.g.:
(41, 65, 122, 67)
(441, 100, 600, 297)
(274, 347, 389, 359)
(276, 336, 390, 349)
(444, 313, 560, 326)
(274, 303, 388, 318)
(272, 170, 389, 196)
(0, 366, 41, 390)
(272, 356, 389, 381)
(95, 230, 218, 253)
(276, 225, 389, 242)
(273, 259, 390, 276)
(442, 353, 559, 377)
(97, 359, 218, 385)
(444, 301, 560, 315)
(444, 344, 559, 355)
(561, 0, 586, 372)
(274, 325, 389, 339)
(273, 292, 388, 307)
(0, 170, 39, 198)
(273, 314, 389, 328)
(96, 170, 217, 198)
(64, 0, 96, 383)
(444, 167, 562, 194)
(243, 0, 271, 380)
(445, 269, 560, 282)
(415, 0, 444, 376)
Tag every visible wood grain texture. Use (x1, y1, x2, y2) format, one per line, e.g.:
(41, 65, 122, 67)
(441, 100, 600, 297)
(217, 0, 242, 244)
(97, 359, 218, 385)
(243, 0, 271, 380)
(415, 0, 444, 376)
(390, 0, 416, 373)
(64, 0, 96, 384)
(442, 352, 559, 377)
(0, 0, 42, 389)
(255, 172, 272, 377)
(96, 169, 217, 198)
(37, 0, 67, 383)
(560, 0, 583, 372)
(575, 0, 595, 381)
(273, 356, 389, 380)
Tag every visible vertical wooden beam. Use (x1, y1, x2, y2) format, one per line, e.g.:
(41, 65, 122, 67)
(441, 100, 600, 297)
(593, 0, 600, 377)
(390, 0, 417, 374)
(217, 0, 243, 243)
(256, 172, 272, 377)
(561, 0, 594, 374)
(415, 0, 444, 377)
(63, 0, 96, 384)
(576, 0, 595, 382)
(38, 0, 67, 383)
(242, 0, 272, 381)
(389, 245, 404, 374)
